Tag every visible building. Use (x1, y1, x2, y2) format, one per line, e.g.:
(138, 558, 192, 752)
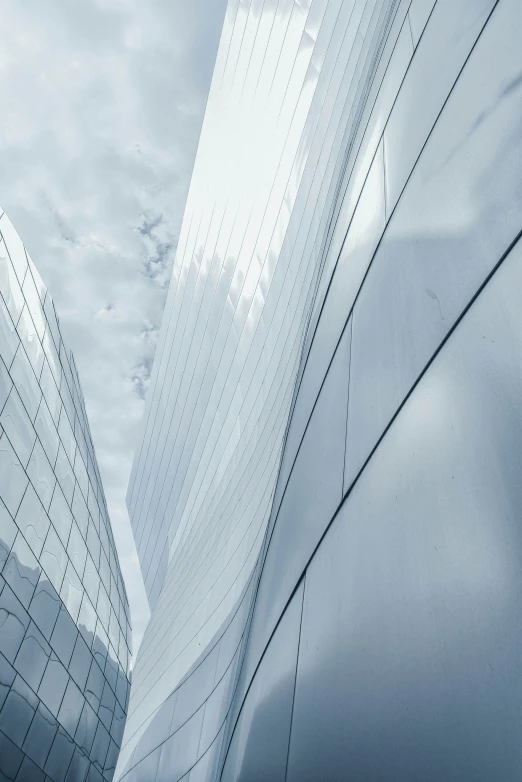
(119, 0, 522, 780)
(0, 210, 132, 781)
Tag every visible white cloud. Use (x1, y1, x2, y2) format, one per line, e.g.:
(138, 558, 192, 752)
(0, 0, 226, 654)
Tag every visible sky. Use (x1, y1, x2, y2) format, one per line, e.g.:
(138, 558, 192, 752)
(0, 0, 227, 654)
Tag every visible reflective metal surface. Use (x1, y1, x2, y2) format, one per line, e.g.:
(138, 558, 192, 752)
(122, 0, 522, 779)
(288, 232, 522, 781)
(121, 0, 406, 777)
(0, 211, 131, 781)
(220, 583, 303, 782)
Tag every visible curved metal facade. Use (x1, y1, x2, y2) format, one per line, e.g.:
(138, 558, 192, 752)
(121, 0, 522, 779)
(0, 211, 132, 782)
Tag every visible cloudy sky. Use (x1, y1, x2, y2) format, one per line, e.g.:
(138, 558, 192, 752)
(0, 0, 227, 653)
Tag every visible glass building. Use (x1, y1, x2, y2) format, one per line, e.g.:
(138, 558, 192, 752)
(119, 0, 522, 780)
(0, 211, 132, 782)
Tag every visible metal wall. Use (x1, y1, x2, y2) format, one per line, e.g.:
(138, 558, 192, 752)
(0, 211, 132, 782)
(225, 0, 522, 779)
(122, 0, 522, 779)
(119, 0, 406, 776)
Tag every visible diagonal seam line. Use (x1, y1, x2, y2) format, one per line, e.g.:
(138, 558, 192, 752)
(284, 573, 306, 782)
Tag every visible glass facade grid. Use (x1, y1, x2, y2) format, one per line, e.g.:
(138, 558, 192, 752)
(0, 211, 132, 782)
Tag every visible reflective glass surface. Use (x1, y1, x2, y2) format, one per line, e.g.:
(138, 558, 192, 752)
(0, 212, 131, 781)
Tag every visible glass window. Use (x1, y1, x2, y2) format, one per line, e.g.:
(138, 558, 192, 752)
(22, 264, 46, 339)
(22, 699, 57, 768)
(14, 620, 51, 692)
(39, 357, 61, 425)
(0, 388, 36, 467)
(78, 593, 97, 649)
(50, 605, 78, 668)
(0, 673, 38, 748)
(44, 726, 75, 781)
(58, 677, 84, 738)
(75, 699, 97, 756)
(0, 433, 28, 516)
(16, 304, 44, 378)
(0, 214, 28, 282)
(34, 398, 60, 466)
(58, 405, 76, 465)
(67, 520, 87, 580)
(92, 619, 108, 672)
(0, 240, 24, 328)
(8, 347, 40, 422)
(2, 532, 40, 609)
(49, 482, 73, 547)
(28, 573, 61, 642)
(26, 437, 56, 511)
(41, 328, 61, 385)
(43, 294, 60, 351)
(0, 296, 19, 369)
(55, 444, 75, 505)
(60, 561, 84, 624)
(72, 483, 88, 539)
(0, 500, 17, 571)
(82, 551, 99, 611)
(87, 524, 101, 571)
(74, 449, 89, 501)
(15, 483, 50, 559)
(69, 633, 92, 692)
(40, 525, 67, 594)
(0, 640, 16, 713)
(0, 583, 30, 663)
(85, 659, 104, 713)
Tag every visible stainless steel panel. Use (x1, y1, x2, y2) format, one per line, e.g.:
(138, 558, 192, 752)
(220, 581, 303, 782)
(384, 0, 497, 215)
(287, 236, 522, 781)
(279, 134, 385, 508)
(239, 324, 350, 699)
(346, 0, 522, 488)
(408, 0, 436, 47)
(155, 706, 205, 782)
(122, 2, 406, 772)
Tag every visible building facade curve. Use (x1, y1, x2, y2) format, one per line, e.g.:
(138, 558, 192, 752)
(0, 210, 132, 782)
(120, 0, 522, 780)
